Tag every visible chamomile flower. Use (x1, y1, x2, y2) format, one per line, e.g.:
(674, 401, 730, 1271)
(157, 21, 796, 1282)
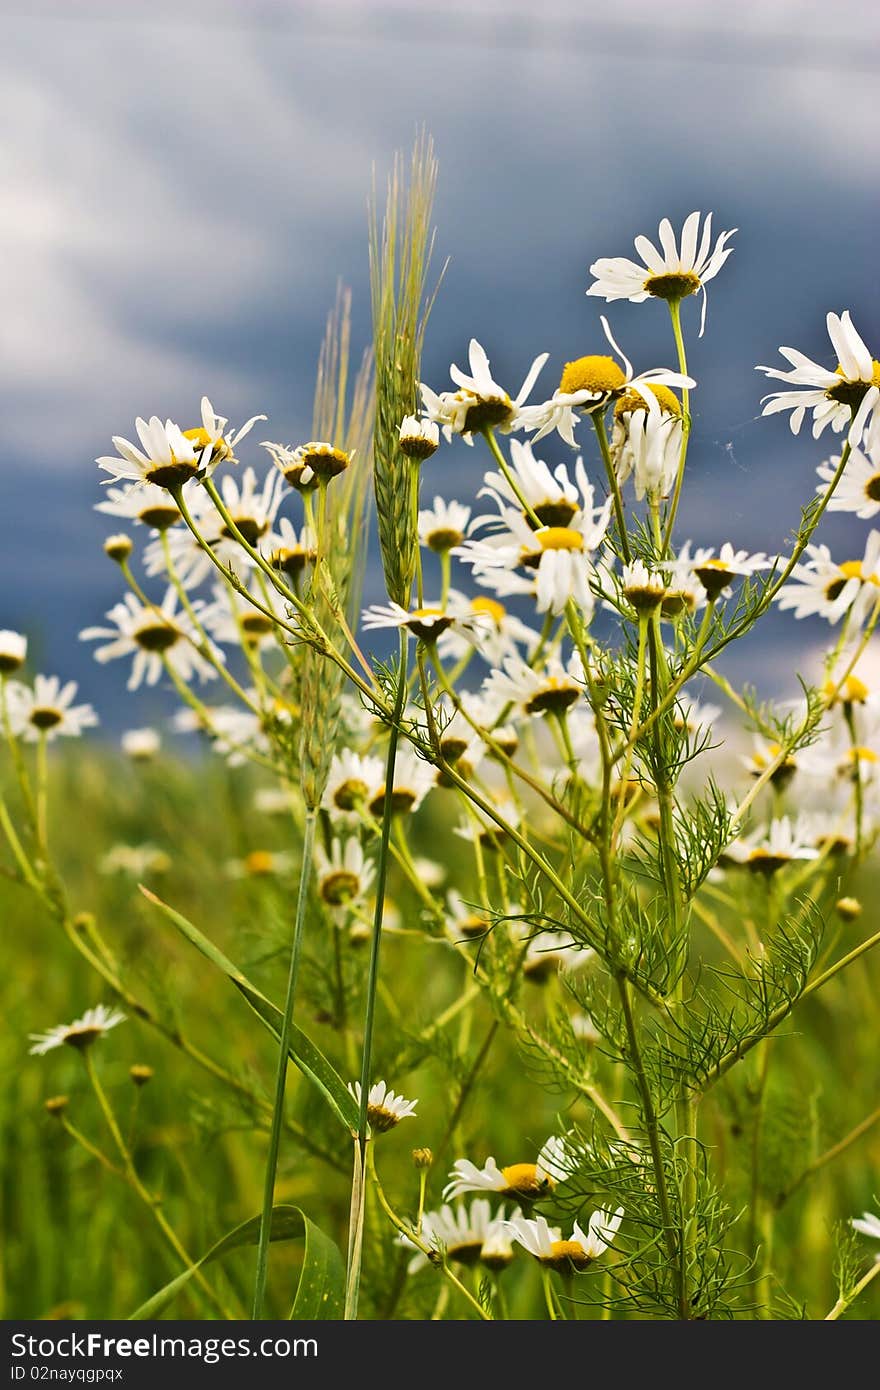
(505, 1208, 623, 1271)
(482, 654, 584, 718)
(725, 816, 820, 873)
(435, 595, 540, 669)
(267, 518, 318, 582)
(816, 416, 880, 518)
(348, 1079, 417, 1132)
(676, 543, 772, 600)
(184, 396, 266, 467)
(521, 931, 595, 984)
(198, 579, 290, 649)
(444, 1136, 569, 1202)
(225, 849, 297, 879)
(261, 441, 321, 492)
(776, 532, 880, 625)
(0, 630, 27, 673)
(419, 339, 549, 443)
(208, 704, 272, 767)
(367, 749, 436, 818)
(400, 1198, 503, 1273)
(315, 837, 375, 910)
(80, 590, 218, 691)
(614, 406, 683, 502)
(99, 843, 171, 876)
(460, 493, 611, 616)
(323, 751, 386, 822)
(758, 311, 880, 445)
(478, 439, 588, 526)
(622, 560, 667, 613)
(518, 316, 693, 446)
(98, 416, 203, 490)
(29, 1004, 126, 1056)
(587, 210, 736, 335)
(399, 415, 440, 460)
(418, 497, 472, 552)
(6, 675, 98, 743)
(95, 481, 191, 532)
(741, 735, 800, 789)
(851, 1211, 880, 1244)
(121, 728, 161, 760)
(445, 889, 491, 943)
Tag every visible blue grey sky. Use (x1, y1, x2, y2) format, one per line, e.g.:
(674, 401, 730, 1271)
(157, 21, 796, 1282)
(3, 0, 879, 728)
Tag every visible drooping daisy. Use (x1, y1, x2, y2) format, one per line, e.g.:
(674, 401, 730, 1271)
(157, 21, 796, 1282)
(348, 1079, 417, 1132)
(444, 1136, 569, 1202)
(506, 1208, 624, 1272)
(614, 404, 683, 502)
(399, 415, 440, 461)
(518, 316, 694, 446)
(816, 415, 880, 518)
(587, 211, 736, 335)
(724, 816, 820, 873)
(0, 630, 27, 674)
(400, 1198, 503, 1273)
(261, 441, 321, 492)
(740, 735, 800, 790)
(622, 560, 667, 614)
(367, 749, 436, 818)
(478, 439, 587, 527)
(121, 727, 161, 760)
(29, 1004, 126, 1056)
(95, 480, 193, 533)
(675, 542, 772, 601)
(482, 654, 584, 719)
(80, 590, 218, 691)
(5, 675, 98, 743)
(267, 518, 318, 583)
(418, 497, 472, 552)
(758, 311, 880, 445)
(420, 339, 549, 443)
(315, 837, 375, 910)
(776, 532, 880, 625)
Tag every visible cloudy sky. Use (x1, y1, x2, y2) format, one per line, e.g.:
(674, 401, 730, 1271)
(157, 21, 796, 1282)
(3, 0, 878, 727)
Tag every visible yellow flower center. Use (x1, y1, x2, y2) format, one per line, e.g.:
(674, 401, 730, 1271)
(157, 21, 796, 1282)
(614, 385, 682, 418)
(545, 1239, 591, 1273)
(850, 746, 878, 765)
(559, 356, 626, 396)
(823, 674, 869, 705)
(499, 1162, 553, 1199)
(183, 426, 232, 462)
(366, 1103, 402, 1133)
(471, 595, 507, 624)
(536, 526, 584, 552)
(244, 850, 276, 876)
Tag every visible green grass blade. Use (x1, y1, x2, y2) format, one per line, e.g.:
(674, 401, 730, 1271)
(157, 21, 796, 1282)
(129, 1206, 343, 1320)
(139, 886, 358, 1131)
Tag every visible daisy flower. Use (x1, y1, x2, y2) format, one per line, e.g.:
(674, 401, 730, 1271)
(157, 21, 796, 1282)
(776, 532, 880, 625)
(261, 441, 320, 492)
(99, 843, 171, 876)
(852, 1211, 880, 1244)
(482, 654, 584, 718)
(418, 497, 472, 552)
(521, 931, 595, 984)
(399, 415, 440, 461)
(225, 849, 297, 880)
(725, 816, 820, 873)
(741, 735, 800, 790)
(95, 481, 193, 533)
(80, 590, 219, 691)
(505, 1208, 624, 1272)
(419, 339, 549, 444)
(198, 579, 290, 648)
(267, 518, 318, 582)
(400, 1198, 503, 1273)
(675, 542, 772, 601)
(816, 415, 880, 519)
(478, 438, 589, 527)
(208, 704, 272, 767)
(587, 210, 736, 335)
(519, 316, 694, 447)
(436, 594, 540, 669)
(444, 1136, 569, 1202)
(29, 1004, 126, 1056)
(614, 405, 683, 502)
(322, 751, 385, 821)
(367, 748, 436, 818)
(460, 495, 611, 616)
(622, 560, 667, 613)
(315, 837, 375, 910)
(121, 727, 161, 760)
(0, 630, 27, 674)
(445, 889, 491, 943)
(98, 399, 263, 490)
(348, 1079, 417, 1132)
(6, 675, 98, 742)
(361, 594, 485, 645)
(183, 396, 266, 467)
(758, 311, 880, 445)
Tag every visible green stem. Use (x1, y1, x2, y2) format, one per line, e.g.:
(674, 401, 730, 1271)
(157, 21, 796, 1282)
(661, 299, 690, 551)
(824, 1257, 880, 1320)
(593, 412, 630, 563)
(345, 629, 409, 1319)
(252, 808, 317, 1319)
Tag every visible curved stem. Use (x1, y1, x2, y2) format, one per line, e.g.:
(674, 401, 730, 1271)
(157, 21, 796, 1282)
(593, 412, 630, 563)
(252, 808, 317, 1319)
